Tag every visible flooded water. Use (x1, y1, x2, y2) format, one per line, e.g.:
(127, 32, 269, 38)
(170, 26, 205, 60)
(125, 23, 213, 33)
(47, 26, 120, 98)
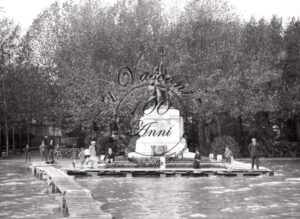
(0, 162, 62, 219)
(78, 160, 300, 219)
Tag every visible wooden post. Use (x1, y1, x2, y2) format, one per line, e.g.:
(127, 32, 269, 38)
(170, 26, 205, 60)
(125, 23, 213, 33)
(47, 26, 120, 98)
(207, 172, 214, 177)
(160, 173, 166, 178)
(90, 172, 98, 178)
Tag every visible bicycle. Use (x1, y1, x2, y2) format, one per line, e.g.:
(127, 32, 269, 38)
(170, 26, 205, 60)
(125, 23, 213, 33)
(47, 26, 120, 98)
(54, 150, 62, 160)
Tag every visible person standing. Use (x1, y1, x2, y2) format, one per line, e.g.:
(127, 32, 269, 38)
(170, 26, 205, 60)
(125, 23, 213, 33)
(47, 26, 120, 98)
(249, 138, 260, 170)
(224, 146, 233, 164)
(88, 141, 97, 168)
(39, 141, 45, 161)
(105, 147, 115, 163)
(78, 147, 85, 167)
(40, 141, 48, 162)
(24, 144, 31, 162)
(48, 139, 55, 163)
(193, 149, 201, 169)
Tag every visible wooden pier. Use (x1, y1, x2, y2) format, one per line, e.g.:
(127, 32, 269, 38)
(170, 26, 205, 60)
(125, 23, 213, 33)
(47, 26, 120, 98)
(31, 162, 112, 219)
(66, 161, 274, 177)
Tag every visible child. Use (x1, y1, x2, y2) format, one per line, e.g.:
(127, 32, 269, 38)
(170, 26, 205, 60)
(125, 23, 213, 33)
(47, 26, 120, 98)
(224, 146, 233, 164)
(105, 147, 115, 163)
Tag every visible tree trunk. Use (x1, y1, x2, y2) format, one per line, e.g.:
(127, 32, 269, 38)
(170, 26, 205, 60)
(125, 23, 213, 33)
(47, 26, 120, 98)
(216, 116, 222, 136)
(197, 118, 206, 154)
(5, 122, 8, 155)
(205, 126, 211, 153)
(238, 116, 243, 136)
(296, 116, 300, 142)
(12, 126, 15, 154)
(0, 126, 2, 152)
(19, 126, 22, 149)
(238, 116, 244, 144)
(2, 79, 9, 155)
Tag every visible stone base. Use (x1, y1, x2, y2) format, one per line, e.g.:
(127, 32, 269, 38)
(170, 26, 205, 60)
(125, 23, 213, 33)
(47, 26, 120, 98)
(128, 151, 195, 160)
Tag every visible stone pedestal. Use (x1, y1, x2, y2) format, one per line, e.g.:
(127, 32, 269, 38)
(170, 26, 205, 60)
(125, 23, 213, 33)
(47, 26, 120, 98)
(128, 106, 189, 158)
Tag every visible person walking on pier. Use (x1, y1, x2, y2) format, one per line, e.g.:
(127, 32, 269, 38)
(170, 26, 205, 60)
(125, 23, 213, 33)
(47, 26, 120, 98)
(249, 138, 260, 170)
(24, 144, 31, 162)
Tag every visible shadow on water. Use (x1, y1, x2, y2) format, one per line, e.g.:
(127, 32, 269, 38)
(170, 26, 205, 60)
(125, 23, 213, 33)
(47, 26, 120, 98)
(0, 163, 62, 219)
(77, 160, 300, 219)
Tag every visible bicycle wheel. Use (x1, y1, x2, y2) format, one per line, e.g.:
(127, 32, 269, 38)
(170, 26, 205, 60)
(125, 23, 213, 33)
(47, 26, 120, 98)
(56, 152, 62, 160)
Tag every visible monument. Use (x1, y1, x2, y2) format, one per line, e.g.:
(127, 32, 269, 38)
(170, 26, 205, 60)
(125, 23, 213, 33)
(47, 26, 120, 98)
(128, 61, 194, 159)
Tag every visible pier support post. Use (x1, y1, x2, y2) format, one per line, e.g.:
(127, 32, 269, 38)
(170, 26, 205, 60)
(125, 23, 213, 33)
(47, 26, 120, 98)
(90, 172, 99, 178)
(160, 173, 166, 178)
(126, 173, 132, 178)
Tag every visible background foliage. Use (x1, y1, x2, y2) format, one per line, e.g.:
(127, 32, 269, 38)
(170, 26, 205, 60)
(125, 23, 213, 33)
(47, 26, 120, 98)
(0, 0, 299, 155)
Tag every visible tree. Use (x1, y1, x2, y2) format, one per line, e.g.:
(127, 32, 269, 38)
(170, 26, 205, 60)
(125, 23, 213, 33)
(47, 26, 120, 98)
(0, 17, 21, 154)
(282, 18, 300, 140)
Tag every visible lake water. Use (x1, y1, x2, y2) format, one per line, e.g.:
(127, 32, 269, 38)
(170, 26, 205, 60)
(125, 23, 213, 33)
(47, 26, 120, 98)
(0, 162, 62, 219)
(77, 160, 300, 219)
(0, 160, 299, 219)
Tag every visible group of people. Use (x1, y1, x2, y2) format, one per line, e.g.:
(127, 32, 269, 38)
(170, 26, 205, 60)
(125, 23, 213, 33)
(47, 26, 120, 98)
(194, 137, 260, 170)
(28, 137, 260, 170)
(39, 139, 57, 164)
(77, 140, 115, 168)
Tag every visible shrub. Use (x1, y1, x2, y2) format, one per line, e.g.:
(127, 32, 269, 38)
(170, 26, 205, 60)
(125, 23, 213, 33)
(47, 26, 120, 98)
(211, 135, 240, 157)
(260, 140, 300, 157)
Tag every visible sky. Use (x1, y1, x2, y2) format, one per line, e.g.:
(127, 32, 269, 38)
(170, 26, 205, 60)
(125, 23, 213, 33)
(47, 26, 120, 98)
(0, 0, 299, 32)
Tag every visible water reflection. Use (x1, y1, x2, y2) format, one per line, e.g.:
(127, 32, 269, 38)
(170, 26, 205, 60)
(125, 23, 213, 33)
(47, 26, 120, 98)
(78, 161, 300, 219)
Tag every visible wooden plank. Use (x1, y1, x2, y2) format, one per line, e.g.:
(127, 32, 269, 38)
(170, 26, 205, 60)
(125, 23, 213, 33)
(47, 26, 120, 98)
(32, 164, 112, 219)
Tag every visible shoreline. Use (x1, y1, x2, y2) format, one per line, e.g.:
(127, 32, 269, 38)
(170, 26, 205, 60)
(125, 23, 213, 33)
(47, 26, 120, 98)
(236, 157, 300, 161)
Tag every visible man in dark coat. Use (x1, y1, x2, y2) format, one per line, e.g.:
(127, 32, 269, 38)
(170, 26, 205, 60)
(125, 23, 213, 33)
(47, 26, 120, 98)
(24, 144, 31, 162)
(193, 149, 201, 169)
(249, 138, 260, 169)
(48, 139, 55, 163)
